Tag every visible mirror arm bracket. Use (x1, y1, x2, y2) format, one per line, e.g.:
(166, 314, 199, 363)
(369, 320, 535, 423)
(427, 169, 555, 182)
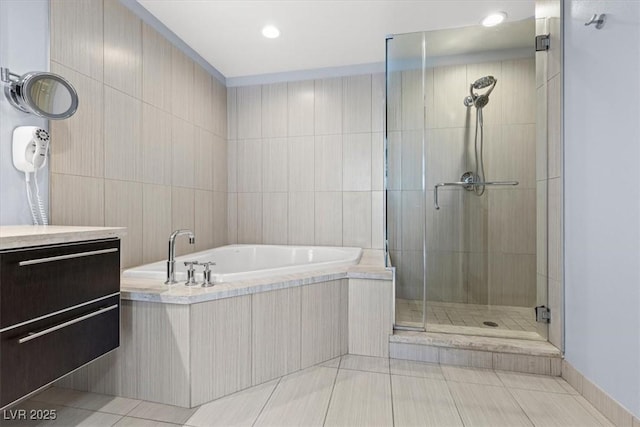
(0, 67, 20, 83)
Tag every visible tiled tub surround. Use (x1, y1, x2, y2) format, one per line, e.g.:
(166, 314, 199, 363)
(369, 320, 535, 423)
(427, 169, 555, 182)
(49, 0, 228, 270)
(227, 74, 385, 250)
(57, 250, 394, 407)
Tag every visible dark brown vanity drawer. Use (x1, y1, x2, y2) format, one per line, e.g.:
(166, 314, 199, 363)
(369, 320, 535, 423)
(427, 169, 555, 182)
(0, 239, 120, 329)
(0, 295, 119, 408)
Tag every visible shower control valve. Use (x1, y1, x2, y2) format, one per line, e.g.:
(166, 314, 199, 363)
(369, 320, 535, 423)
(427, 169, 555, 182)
(200, 261, 216, 288)
(184, 261, 199, 286)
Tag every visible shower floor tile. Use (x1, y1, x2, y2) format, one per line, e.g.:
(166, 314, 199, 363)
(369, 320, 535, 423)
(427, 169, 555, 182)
(396, 299, 539, 333)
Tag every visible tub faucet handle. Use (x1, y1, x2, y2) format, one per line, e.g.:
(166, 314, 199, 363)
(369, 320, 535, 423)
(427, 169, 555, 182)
(184, 261, 199, 286)
(201, 261, 216, 287)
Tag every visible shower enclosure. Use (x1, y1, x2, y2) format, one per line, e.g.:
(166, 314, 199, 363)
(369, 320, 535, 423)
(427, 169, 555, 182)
(386, 19, 548, 341)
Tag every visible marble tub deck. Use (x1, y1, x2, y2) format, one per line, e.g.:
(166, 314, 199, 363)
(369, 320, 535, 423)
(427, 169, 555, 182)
(121, 249, 392, 304)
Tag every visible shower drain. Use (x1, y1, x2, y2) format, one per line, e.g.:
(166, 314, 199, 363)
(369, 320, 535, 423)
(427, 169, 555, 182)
(483, 321, 499, 327)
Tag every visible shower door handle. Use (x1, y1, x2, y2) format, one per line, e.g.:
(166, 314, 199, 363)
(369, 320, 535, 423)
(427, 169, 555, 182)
(433, 180, 518, 210)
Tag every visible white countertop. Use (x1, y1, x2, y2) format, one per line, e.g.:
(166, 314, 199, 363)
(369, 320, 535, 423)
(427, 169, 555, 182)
(121, 249, 393, 305)
(0, 225, 126, 250)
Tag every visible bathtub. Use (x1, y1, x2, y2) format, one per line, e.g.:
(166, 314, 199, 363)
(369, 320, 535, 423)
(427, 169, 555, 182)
(123, 244, 363, 284)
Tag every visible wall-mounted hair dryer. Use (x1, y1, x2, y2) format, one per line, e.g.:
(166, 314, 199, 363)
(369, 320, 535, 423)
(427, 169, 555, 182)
(12, 126, 50, 225)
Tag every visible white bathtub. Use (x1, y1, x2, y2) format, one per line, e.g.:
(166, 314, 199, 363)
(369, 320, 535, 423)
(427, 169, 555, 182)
(123, 244, 363, 284)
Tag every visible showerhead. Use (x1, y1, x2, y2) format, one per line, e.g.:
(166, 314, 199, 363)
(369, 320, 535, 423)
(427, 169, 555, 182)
(472, 76, 496, 90)
(464, 75, 497, 108)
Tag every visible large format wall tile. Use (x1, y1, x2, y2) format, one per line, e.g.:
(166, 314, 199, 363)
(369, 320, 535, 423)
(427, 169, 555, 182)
(301, 280, 347, 368)
(191, 296, 252, 406)
(51, 1, 227, 273)
(433, 64, 467, 128)
(213, 135, 228, 193)
(371, 73, 385, 133)
(136, 302, 190, 407)
(252, 288, 301, 384)
(195, 190, 215, 250)
(237, 193, 263, 244)
(50, 0, 103, 80)
(314, 78, 343, 135)
(288, 80, 315, 136)
(343, 75, 372, 134)
(142, 24, 172, 112)
(141, 103, 172, 186)
(502, 57, 536, 125)
(193, 65, 213, 130)
(50, 174, 104, 227)
(315, 135, 343, 191)
(104, 179, 143, 268)
(288, 192, 314, 245)
(237, 137, 262, 192)
(142, 184, 172, 263)
(237, 85, 262, 139)
(262, 83, 288, 138)
(343, 133, 372, 191)
(488, 189, 536, 255)
(50, 62, 104, 178)
(171, 117, 196, 188)
(104, 0, 141, 97)
(288, 136, 315, 191)
(315, 192, 342, 246)
(104, 87, 142, 182)
(348, 279, 393, 357)
(262, 192, 288, 244)
(212, 79, 228, 137)
(194, 128, 214, 191)
(262, 138, 288, 192)
(212, 191, 228, 247)
(170, 47, 194, 122)
(343, 192, 371, 248)
(171, 187, 195, 256)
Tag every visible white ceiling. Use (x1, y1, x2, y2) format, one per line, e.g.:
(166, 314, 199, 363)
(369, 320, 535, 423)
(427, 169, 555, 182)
(136, 0, 535, 78)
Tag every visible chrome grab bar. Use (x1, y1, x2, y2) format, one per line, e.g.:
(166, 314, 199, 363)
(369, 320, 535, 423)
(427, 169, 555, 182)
(18, 304, 118, 344)
(434, 180, 519, 210)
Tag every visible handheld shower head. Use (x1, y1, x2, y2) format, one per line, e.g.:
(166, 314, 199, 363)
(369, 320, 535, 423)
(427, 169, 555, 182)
(472, 76, 496, 90)
(463, 75, 497, 108)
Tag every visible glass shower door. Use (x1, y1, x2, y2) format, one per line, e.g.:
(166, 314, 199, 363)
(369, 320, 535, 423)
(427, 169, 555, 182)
(386, 32, 426, 329)
(387, 21, 548, 341)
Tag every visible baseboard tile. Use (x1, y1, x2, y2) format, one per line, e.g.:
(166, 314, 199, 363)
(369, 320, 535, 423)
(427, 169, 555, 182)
(562, 359, 636, 427)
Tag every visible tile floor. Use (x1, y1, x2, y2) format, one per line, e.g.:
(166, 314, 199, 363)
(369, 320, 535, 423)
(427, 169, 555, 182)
(397, 299, 539, 333)
(4, 355, 615, 427)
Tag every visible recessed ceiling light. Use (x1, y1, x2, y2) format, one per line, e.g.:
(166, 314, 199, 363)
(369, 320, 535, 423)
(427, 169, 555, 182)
(262, 25, 280, 39)
(482, 12, 507, 27)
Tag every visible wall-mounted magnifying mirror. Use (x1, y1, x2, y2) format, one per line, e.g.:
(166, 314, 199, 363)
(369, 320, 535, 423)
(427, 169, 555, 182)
(1, 67, 79, 120)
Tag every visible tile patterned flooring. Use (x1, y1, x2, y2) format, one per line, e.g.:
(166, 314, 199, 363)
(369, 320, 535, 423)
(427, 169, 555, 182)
(5, 355, 615, 427)
(397, 299, 539, 333)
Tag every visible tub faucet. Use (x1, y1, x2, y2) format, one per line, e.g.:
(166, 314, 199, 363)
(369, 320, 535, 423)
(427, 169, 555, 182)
(165, 229, 195, 284)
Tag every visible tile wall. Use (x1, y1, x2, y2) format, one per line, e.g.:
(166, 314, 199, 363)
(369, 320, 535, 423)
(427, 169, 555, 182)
(388, 57, 537, 307)
(227, 75, 385, 249)
(48, 0, 228, 268)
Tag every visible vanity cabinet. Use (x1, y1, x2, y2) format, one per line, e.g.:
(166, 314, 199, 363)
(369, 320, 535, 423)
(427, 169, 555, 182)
(0, 238, 121, 409)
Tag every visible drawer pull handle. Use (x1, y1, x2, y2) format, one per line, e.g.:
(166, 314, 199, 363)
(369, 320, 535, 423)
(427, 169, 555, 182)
(18, 304, 118, 344)
(18, 248, 118, 266)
